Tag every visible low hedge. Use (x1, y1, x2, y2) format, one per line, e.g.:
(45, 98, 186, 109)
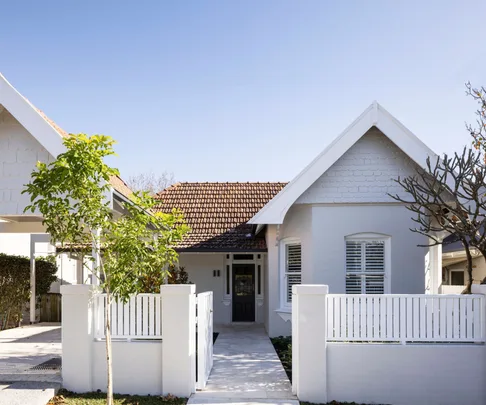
(0, 253, 58, 329)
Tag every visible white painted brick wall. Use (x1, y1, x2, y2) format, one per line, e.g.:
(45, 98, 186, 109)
(296, 128, 420, 203)
(0, 108, 53, 215)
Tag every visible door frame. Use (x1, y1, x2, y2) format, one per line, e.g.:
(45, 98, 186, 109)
(222, 253, 265, 323)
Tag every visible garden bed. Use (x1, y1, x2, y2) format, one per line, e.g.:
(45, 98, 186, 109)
(270, 335, 292, 381)
(271, 338, 389, 405)
(48, 390, 187, 405)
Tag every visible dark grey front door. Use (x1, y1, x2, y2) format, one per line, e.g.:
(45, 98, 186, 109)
(232, 264, 255, 322)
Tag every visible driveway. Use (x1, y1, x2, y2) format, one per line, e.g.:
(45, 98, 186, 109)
(0, 324, 61, 405)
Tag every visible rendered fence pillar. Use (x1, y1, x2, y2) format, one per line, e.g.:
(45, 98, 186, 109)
(472, 284, 486, 341)
(61, 284, 95, 392)
(160, 284, 196, 397)
(292, 284, 328, 403)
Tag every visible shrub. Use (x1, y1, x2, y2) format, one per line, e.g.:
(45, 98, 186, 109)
(139, 264, 191, 292)
(0, 253, 58, 329)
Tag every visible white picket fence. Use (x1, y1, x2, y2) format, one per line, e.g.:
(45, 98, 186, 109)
(326, 294, 486, 343)
(94, 294, 162, 340)
(196, 291, 214, 390)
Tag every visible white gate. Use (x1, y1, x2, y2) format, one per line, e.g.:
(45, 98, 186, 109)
(196, 291, 213, 390)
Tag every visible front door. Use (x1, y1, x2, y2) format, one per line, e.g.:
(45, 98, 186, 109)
(232, 264, 255, 322)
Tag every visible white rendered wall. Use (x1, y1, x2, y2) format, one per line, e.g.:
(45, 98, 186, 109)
(292, 284, 486, 405)
(265, 203, 426, 337)
(92, 342, 162, 395)
(178, 253, 229, 325)
(296, 128, 420, 204)
(327, 344, 486, 405)
(0, 233, 30, 255)
(61, 284, 196, 396)
(311, 205, 426, 294)
(265, 206, 312, 337)
(0, 109, 53, 215)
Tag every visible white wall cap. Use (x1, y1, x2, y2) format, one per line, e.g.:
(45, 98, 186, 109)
(160, 284, 196, 295)
(293, 284, 329, 295)
(471, 284, 486, 294)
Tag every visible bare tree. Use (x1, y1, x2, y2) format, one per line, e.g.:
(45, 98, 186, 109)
(127, 171, 175, 195)
(389, 147, 486, 292)
(466, 82, 486, 153)
(388, 84, 486, 292)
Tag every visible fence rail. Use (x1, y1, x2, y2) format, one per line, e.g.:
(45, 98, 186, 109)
(94, 293, 162, 340)
(327, 294, 485, 343)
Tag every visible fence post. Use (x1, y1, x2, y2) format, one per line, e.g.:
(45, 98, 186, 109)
(60, 284, 95, 392)
(472, 285, 486, 341)
(292, 284, 329, 403)
(160, 284, 196, 397)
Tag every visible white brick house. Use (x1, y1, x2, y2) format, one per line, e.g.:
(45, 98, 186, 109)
(0, 73, 133, 322)
(0, 73, 444, 336)
(155, 102, 443, 338)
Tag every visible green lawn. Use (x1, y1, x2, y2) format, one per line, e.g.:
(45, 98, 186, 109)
(48, 390, 187, 405)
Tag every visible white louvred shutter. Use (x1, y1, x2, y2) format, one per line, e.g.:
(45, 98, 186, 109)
(346, 239, 385, 294)
(345, 274, 362, 294)
(286, 243, 301, 302)
(364, 241, 385, 273)
(365, 275, 385, 294)
(346, 241, 362, 272)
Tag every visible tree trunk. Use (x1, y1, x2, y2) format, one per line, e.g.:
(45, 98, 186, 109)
(105, 290, 113, 405)
(462, 242, 474, 294)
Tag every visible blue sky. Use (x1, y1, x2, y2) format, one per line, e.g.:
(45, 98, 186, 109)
(1, 1, 485, 182)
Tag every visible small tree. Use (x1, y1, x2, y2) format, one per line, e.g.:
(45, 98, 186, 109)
(24, 134, 188, 405)
(127, 171, 175, 195)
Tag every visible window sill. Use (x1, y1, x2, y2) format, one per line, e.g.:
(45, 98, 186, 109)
(275, 308, 292, 323)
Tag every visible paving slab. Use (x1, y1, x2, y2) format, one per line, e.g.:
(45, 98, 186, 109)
(0, 324, 61, 404)
(189, 325, 297, 405)
(0, 381, 60, 405)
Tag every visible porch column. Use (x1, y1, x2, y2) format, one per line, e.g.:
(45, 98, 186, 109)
(428, 242, 442, 294)
(29, 233, 53, 324)
(91, 228, 101, 285)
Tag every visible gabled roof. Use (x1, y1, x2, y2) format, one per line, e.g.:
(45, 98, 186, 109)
(0, 73, 132, 200)
(155, 182, 287, 251)
(248, 101, 438, 225)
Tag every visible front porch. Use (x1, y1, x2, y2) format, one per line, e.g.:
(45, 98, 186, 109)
(179, 252, 266, 326)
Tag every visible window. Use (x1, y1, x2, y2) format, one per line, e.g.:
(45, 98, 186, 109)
(450, 270, 465, 286)
(282, 241, 302, 304)
(345, 238, 387, 294)
(233, 254, 254, 261)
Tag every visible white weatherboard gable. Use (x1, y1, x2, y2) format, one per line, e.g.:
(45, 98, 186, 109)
(248, 101, 438, 224)
(0, 73, 65, 157)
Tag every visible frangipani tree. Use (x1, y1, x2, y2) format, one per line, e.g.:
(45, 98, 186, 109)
(23, 134, 189, 405)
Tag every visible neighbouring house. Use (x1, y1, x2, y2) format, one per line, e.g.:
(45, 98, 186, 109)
(0, 72, 133, 323)
(155, 102, 446, 337)
(441, 232, 486, 294)
(0, 73, 449, 337)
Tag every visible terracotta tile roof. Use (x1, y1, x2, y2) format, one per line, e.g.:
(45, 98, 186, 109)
(33, 106, 132, 199)
(155, 182, 287, 251)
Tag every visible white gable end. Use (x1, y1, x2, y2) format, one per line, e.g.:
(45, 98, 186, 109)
(296, 128, 420, 204)
(0, 108, 54, 215)
(249, 102, 438, 224)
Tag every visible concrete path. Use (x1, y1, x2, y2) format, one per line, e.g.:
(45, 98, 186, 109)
(189, 325, 298, 405)
(0, 324, 61, 404)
